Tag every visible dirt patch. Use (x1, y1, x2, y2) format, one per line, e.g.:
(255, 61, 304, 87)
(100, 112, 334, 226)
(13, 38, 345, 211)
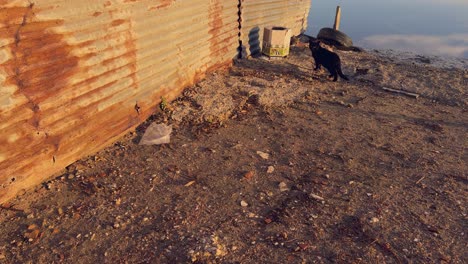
(0, 46, 466, 263)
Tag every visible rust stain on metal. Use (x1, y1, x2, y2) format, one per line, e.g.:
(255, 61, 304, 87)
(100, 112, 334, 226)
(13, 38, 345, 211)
(111, 19, 126, 26)
(0, 4, 79, 131)
(208, 0, 225, 57)
(148, 0, 176, 11)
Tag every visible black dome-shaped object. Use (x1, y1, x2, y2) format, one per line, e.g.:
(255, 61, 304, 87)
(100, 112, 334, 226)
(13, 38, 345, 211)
(317, 27, 353, 47)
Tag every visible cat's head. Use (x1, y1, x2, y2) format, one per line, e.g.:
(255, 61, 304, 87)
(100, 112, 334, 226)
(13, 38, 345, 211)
(308, 39, 321, 50)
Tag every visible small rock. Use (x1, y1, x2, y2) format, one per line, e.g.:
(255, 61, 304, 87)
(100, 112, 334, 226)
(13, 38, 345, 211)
(244, 171, 255, 180)
(310, 193, 324, 201)
(240, 200, 248, 207)
(278, 182, 289, 192)
(67, 174, 75, 180)
(370, 217, 379, 223)
(184, 180, 196, 187)
(27, 224, 38, 230)
(267, 166, 275, 174)
(256, 151, 270, 160)
(24, 229, 40, 241)
(0, 254, 5, 260)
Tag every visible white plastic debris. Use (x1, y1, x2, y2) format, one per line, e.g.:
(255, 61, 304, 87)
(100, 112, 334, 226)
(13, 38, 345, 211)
(139, 123, 172, 145)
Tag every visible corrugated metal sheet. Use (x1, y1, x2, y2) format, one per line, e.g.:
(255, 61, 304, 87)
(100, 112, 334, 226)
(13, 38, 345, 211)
(0, 0, 239, 203)
(239, 0, 310, 57)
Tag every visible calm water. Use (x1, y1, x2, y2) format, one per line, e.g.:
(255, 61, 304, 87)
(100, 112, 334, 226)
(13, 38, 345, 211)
(306, 0, 468, 58)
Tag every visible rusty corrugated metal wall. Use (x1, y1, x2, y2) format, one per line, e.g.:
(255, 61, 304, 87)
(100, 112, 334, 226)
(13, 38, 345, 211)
(239, 0, 310, 57)
(0, 0, 239, 203)
(0, 0, 310, 203)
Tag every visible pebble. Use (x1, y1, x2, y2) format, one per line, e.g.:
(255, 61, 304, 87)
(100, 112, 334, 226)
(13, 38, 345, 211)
(370, 217, 379, 223)
(278, 182, 289, 192)
(310, 193, 324, 201)
(244, 171, 255, 180)
(256, 151, 270, 160)
(240, 200, 248, 207)
(267, 166, 275, 174)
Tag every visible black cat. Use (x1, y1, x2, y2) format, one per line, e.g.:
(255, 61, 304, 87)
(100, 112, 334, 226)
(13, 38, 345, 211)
(309, 39, 349, 82)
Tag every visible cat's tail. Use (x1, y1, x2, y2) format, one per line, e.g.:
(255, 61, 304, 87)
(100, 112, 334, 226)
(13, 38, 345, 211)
(337, 67, 349, 81)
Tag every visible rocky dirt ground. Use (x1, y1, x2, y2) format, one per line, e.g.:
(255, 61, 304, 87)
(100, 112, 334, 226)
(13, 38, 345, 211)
(0, 45, 467, 263)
